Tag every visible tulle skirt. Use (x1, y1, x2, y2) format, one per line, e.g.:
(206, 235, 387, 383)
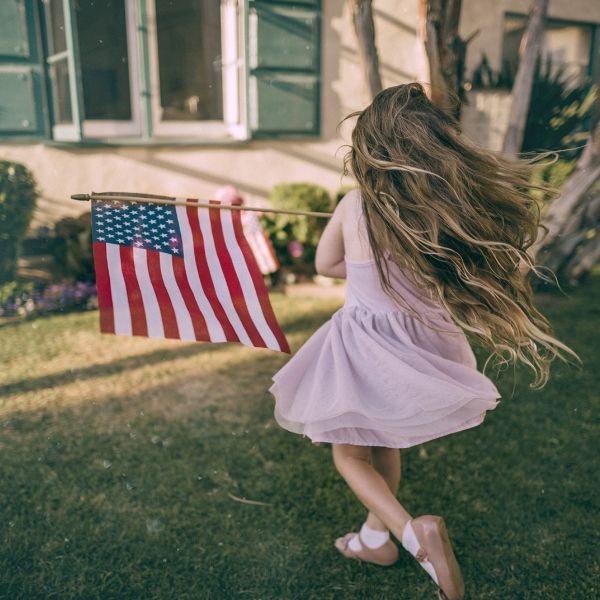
(269, 305, 501, 448)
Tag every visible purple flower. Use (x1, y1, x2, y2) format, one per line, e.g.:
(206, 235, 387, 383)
(0, 280, 98, 318)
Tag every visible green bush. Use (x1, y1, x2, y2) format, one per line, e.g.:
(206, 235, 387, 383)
(49, 212, 95, 281)
(529, 157, 577, 206)
(260, 183, 332, 275)
(0, 280, 35, 315)
(0, 161, 38, 283)
(542, 158, 577, 189)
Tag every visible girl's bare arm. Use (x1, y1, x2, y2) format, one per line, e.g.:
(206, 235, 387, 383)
(315, 199, 347, 279)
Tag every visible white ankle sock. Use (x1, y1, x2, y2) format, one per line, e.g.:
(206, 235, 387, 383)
(348, 522, 390, 551)
(401, 520, 439, 584)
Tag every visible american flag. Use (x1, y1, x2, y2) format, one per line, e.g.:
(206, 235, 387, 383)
(241, 210, 279, 274)
(91, 198, 290, 353)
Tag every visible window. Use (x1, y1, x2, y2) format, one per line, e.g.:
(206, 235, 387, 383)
(502, 13, 598, 85)
(155, 1, 223, 121)
(76, 0, 140, 137)
(1, 0, 321, 143)
(41, 0, 244, 141)
(0, 0, 47, 137)
(147, 0, 242, 137)
(43, 0, 78, 140)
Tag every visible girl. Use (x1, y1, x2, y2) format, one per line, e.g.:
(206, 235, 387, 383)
(268, 83, 577, 600)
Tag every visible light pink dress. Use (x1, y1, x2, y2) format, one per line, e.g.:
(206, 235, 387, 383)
(268, 255, 501, 448)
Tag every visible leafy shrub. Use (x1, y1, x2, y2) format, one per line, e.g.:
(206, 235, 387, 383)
(522, 56, 596, 156)
(0, 280, 35, 316)
(537, 158, 577, 191)
(471, 54, 515, 89)
(260, 183, 332, 275)
(49, 212, 95, 281)
(0, 161, 38, 283)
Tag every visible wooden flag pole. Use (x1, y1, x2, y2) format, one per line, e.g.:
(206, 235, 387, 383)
(71, 192, 334, 218)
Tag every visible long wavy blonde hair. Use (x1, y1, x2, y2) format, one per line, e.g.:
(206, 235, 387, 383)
(343, 82, 579, 389)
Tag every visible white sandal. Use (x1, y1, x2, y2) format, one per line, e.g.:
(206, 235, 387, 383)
(401, 515, 465, 600)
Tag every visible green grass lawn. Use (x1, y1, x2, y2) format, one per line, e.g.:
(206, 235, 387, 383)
(0, 279, 598, 600)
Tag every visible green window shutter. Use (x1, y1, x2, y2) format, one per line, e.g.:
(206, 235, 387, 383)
(248, 0, 321, 138)
(0, 0, 48, 139)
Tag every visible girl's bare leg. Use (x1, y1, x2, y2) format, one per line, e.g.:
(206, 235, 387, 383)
(332, 443, 412, 542)
(364, 446, 402, 532)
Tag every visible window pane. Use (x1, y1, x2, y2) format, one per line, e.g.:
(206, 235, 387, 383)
(544, 25, 592, 81)
(44, 0, 67, 55)
(502, 16, 593, 83)
(156, 0, 223, 121)
(49, 59, 72, 124)
(75, 0, 132, 120)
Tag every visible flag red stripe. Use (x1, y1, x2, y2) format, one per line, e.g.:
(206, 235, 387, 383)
(119, 246, 148, 336)
(232, 210, 290, 353)
(172, 257, 211, 341)
(186, 204, 239, 342)
(209, 202, 267, 349)
(93, 242, 115, 334)
(146, 251, 180, 339)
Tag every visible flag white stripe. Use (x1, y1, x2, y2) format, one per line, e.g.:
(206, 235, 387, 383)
(175, 206, 227, 342)
(249, 234, 277, 273)
(258, 241, 277, 272)
(106, 243, 132, 335)
(258, 234, 277, 266)
(159, 252, 196, 341)
(242, 213, 278, 273)
(132, 247, 165, 338)
(220, 210, 280, 350)
(198, 208, 253, 346)
(247, 236, 268, 270)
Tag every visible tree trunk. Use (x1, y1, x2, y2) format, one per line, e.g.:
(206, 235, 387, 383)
(502, 0, 549, 157)
(419, 0, 466, 119)
(532, 112, 600, 285)
(563, 213, 600, 284)
(350, 0, 382, 99)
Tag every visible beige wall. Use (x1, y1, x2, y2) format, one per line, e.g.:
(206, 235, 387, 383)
(461, 90, 513, 151)
(1, 0, 597, 230)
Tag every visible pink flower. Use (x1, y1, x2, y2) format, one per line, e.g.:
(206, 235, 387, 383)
(287, 240, 304, 258)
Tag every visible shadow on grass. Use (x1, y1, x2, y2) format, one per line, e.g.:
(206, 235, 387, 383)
(0, 276, 597, 599)
(0, 304, 339, 398)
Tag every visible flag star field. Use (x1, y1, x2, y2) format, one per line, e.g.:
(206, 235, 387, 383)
(92, 202, 184, 256)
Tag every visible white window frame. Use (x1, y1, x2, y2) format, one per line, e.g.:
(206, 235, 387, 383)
(81, 1, 142, 138)
(47, 50, 79, 141)
(45, 0, 84, 142)
(145, 0, 247, 140)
